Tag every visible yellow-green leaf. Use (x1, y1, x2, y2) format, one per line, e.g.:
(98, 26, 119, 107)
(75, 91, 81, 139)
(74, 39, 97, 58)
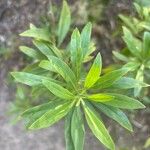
(83, 102, 115, 150)
(93, 68, 129, 89)
(42, 79, 74, 100)
(84, 53, 102, 88)
(87, 93, 114, 102)
(71, 105, 85, 150)
(28, 101, 73, 129)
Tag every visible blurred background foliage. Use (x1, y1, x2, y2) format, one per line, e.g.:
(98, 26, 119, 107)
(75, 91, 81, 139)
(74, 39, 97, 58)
(0, 0, 150, 150)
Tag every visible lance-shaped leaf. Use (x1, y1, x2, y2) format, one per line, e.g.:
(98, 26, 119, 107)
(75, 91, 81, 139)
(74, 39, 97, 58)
(110, 77, 149, 89)
(102, 93, 145, 109)
(20, 46, 46, 60)
(70, 28, 82, 78)
(123, 61, 140, 71)
(33, 40, 54, 58)
(11, 72, 55, 86)
(23, 62, 48, 75)
(84, 53, 102, 88)
(23, 99, 67, 128)
(39, 56, 76, 87)
(29, 23, 36, 29)
(21, 99, 64, 118)
(28, 100, 73, 129)
(94, 103, 133, 132)
(81, 22, 92, 57)
(134, 65, 144, 97)
(71, 105, 85, 150)
(42, 79, 74, 100)
(87, 93, 114, 102)
(143, 32, 150, 58)
(83, 102, 115, 150)
(119, 14, 137, 34)
(83, 42, 96, 63)
(48, 44, 62, 58)
(134, 3, 142, 17)
(65, 110, 75, 150)
(113, 51, 129, 62)
(57, 0, 71, 46)
(122, 27, 142, 58)
(93, 68, 129, 89)
(20, 26, 51, 42)
(25, 110, 48, 129)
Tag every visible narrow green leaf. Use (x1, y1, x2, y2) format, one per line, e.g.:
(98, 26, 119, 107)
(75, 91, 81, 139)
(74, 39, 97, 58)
(23, 62, 48, 75)
(94, 103, 133, 132)
(48, 44, 62, 58)
(20, 46, 45, 60)
(83, 42, 96, 62)
(42, 79, 74, 100)
(39, 56, 76, 87)
(11, 72, 54, 86)
(20, 26, 51, 42)
(87, 93, 114, 102)
(134, 3, 142, 17)
(134, 65, 144, 97)
(144, 137, 150, 149)
(140, 23, 150, 31)
(123, 61, 140, 71)
(119, 14, 137, 34)
(84, 53, 102, 88)
(70, 28, 82, 78)
(25, 110, 48, 129)
(58, 0, 71, 46)
(65, 110, 75, 150)
(28, 101, 73, 129)
(21, 99, 64, 118)
(113, 51, 129, 62)
(83, 102, 115, 150)
(83, 55, 93, 63)
(71, 105, 85, 150)
(33, 40, 54, 57)
(110, 77, 149, 89)
(81, 22, 92, 57)
(122, 26, 142, 58)
(102, 93, 145, 109)
(23, 100, 66, 128)
(93, 68, 130, 89)
(143, 32, 150, 58)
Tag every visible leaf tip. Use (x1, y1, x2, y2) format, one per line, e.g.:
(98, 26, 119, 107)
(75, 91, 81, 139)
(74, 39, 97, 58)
(10, 72, 16, 78)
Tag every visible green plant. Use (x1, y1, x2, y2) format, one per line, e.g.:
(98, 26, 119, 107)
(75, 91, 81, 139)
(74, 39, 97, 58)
(119, 3, 150, 36)
(9, 0, 72, 116)
(113, 27, 150, 97)
(144, 137, 150, 149)
(11, 19, 147, 150)
(135, 0, 150, 7)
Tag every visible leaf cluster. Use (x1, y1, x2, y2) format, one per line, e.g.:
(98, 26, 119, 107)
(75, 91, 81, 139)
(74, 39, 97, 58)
(119, 3, 150, 36)
(113, 26, 150, 97)
(11, 1, 147, 150)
